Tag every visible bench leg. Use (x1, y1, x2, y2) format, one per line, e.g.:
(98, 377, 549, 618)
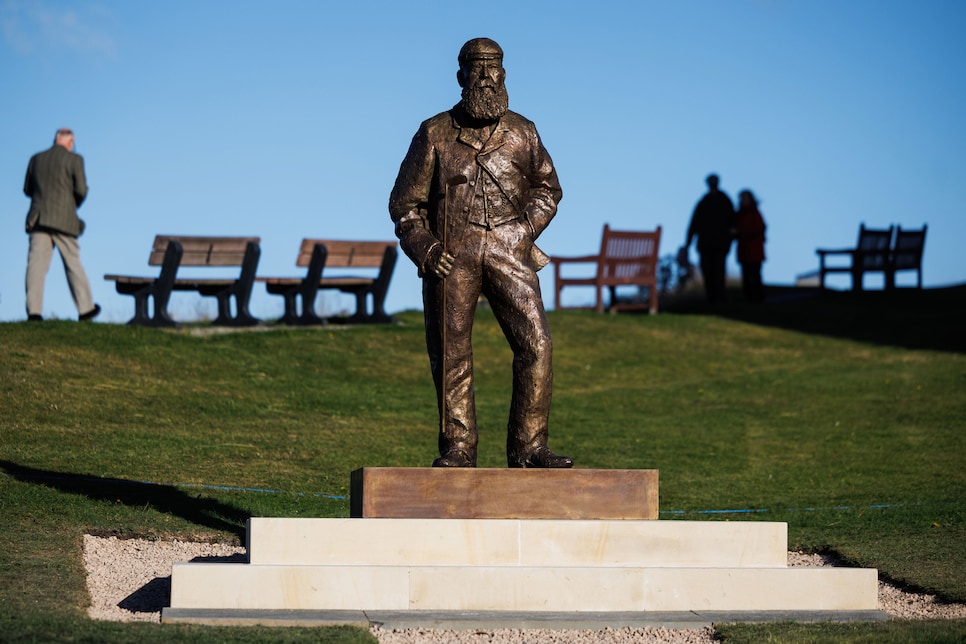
(370, 288, 394, 324)
(131, 239, 181, 328)
(267, 286, 323, 326)
(125, 288, 178, 328)
(277, 290, 300, 325)
(212, 292, 259, 327)
(151, 286, 178, 327)
(213, 293, 233, 325)
(356, 296, 394, 324)
(296, 285, 324, 325)
(278, 289, 308, 325)
(345, 291, 371, 324)
(331, 289, 394, 324)
(130, 291, 152, 326)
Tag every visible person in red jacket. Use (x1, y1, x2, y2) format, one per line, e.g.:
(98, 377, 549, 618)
(735, 189, 767, 303)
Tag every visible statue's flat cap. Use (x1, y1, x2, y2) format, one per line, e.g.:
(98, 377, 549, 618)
(459, 38, 503, 64)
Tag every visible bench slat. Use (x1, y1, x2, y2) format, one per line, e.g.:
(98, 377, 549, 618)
(296, 239, 398, 268)
(150, 236, 261, 266)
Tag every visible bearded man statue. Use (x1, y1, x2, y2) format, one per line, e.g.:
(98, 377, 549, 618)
(389, 38, 573, 469)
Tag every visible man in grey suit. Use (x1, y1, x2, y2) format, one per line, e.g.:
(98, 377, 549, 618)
(23, 128, 100, 321)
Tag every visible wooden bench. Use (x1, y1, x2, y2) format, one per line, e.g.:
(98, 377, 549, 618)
(257, 239, 398, 325)
(105, 235, 261, 327)
(816, 223, 893, 291)
(887, 224, 927, 289)
(550, 224, 662, 314)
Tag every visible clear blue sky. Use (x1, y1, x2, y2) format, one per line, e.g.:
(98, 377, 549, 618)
(2, 0, 963, 322)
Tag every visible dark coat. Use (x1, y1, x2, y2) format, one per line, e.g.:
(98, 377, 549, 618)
(24, 144, 88, 236)
(389, 104, 561, 275)
(687, 190, 735, 254)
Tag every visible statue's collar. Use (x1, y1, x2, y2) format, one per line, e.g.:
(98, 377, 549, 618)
(452, 104, 504, 151)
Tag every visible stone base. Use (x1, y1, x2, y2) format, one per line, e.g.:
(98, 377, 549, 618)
(164, 468, 881, 623)
(349, 467, 659, 519)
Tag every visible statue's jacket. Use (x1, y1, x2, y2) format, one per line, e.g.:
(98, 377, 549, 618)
(390, 104, 561, 275)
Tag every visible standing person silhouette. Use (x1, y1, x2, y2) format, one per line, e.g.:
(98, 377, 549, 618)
(685, 173, 735, 308)
(735, 189, 766, 303)
(23, 128, 100, 322)
(389, 38, 572, 469)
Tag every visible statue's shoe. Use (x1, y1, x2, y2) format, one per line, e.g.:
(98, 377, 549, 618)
(432, 450, 476, 467)
(509, 446, 573, 469)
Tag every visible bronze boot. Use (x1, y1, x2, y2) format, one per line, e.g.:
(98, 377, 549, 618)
(508, 446, 573, 469)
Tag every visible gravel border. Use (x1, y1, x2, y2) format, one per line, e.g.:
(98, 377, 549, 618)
(84, 535, 966, 642)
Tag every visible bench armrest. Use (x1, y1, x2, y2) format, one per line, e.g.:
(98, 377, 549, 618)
(815, 248, 855, 257)
(549, 254, 601, 265)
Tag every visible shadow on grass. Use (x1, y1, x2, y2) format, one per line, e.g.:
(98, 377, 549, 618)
(0, 460, 249, 540)
(661, 283, 966, 354)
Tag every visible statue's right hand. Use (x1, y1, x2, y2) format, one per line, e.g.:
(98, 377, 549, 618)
(427, 244, 454, 279)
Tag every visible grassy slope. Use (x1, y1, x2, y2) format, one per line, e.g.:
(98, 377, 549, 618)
(1, 285, 964, 641)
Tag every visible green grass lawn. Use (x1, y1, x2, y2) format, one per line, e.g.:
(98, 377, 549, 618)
(1, 284, 964, 642)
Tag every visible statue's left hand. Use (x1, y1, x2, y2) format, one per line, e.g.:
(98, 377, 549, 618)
(428, 244, 454, 279)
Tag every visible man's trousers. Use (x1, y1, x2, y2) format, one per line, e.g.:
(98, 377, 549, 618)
(26, 229, 95, 317)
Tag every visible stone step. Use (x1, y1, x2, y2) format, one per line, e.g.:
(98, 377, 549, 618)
(169, 563, 878, 612)
(246, 517, 788, 568)
(350, 467, 658, 519)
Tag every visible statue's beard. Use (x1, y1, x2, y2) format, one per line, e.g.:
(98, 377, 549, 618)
(461, 82, 509, 121)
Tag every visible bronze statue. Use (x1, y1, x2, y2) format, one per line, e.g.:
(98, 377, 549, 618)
(389, 38, 573, 469)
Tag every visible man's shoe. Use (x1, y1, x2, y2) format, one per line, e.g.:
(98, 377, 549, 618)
(509, 446, 574, 469)
(27, 314, 43, 322)
(432, 450, 476, 467)
(79, 304, 101, 322)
